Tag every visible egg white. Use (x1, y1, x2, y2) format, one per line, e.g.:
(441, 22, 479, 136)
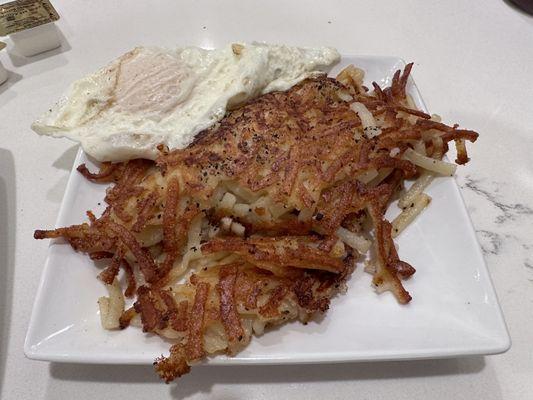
(32, 43, 340, 161)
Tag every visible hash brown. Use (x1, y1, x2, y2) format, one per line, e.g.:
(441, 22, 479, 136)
(35, 64, 478, 382)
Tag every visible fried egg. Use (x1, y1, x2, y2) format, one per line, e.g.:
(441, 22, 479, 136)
(32, 43, 340, 161)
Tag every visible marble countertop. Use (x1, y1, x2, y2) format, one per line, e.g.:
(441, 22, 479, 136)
(1, 1, 532, 399)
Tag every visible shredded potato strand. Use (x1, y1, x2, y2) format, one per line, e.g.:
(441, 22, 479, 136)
(403, 148, 457, 176)
(34, 63, 478, 382)
(398, 171, 434, 209)
(392, 193, 432, 237)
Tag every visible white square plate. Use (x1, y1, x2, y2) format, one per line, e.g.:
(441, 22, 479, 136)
(25, 56, 510, 365)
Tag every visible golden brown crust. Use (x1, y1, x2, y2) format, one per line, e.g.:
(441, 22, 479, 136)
(185, 282, 209, 361)
(156, 76, 366, 208)
(201, 236, 345, 274)
(134, 286, 165, 332)
(34, 64, 479, 383)
(173, 300, 190, 332)
(259, 285, 289, 317)
(132, 191, 157, 232)
(119, 307, 137, 329)
(77, 162, 120, 183)
(234, 269, 264, 310)
(34, 223, 116, 253)
(217, 264, 244, 352)
(122, 258, 136, 298)
(154, 344, 191, 384)
(97, 247, 123, 284)
(106, 221, 160, 284)
(162, 177, 180, 253)
(102, 159, 152, 223)
(368, 205, 412, 304)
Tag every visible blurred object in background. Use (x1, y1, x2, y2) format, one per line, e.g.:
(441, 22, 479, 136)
(508, 0, 533, 14)
(0, 0, 61, 56)
(0, 41, 7, 84)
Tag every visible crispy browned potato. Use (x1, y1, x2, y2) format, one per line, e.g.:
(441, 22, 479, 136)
(35, 64, 478, 382)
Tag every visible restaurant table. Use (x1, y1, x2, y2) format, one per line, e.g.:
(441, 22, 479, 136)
(1, 1, 532, 399)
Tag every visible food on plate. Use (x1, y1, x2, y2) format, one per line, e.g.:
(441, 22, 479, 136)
(34, 60, 478, 382)
(31, 43, 340, 161)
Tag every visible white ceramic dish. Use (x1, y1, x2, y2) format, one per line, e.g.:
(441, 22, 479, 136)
(25, 56, 510, 365)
